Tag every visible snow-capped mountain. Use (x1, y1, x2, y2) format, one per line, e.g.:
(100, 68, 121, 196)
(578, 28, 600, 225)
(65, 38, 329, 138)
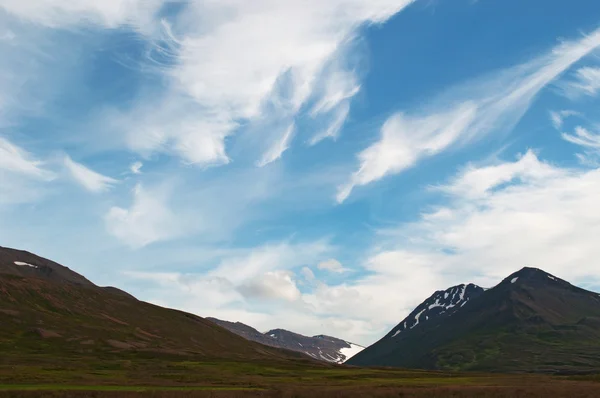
(385, 283, 485, 339)
(348, 267, 600, 373)
(208, 318, 363, 363)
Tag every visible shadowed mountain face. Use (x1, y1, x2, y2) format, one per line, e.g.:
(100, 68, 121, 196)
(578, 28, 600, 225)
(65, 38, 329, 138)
(0, 246, 321, 367)
(384, 283, 485, 339)
(348, 267, 600, 373)
(207, 318, 363, 363)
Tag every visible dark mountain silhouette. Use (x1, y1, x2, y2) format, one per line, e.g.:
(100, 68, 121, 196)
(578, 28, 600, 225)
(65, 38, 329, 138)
(348, 267, 600, 373)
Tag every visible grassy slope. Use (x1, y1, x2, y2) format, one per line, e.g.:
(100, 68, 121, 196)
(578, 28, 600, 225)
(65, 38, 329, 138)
(0, 273, 318, 369)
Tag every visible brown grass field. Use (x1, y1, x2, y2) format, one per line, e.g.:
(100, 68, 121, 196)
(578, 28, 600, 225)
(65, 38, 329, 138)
(1, 362, 600, 397)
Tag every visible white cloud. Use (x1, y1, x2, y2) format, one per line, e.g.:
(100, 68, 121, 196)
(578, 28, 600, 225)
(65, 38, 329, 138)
(301, 266, 316, 281)
(130, 161, 143, 175)
(0, 0, 164, 32)
(381, 151, 600, 285)
(562, 126, 600, 149)
(208, 240, 332, 285)
(116, 99, 235, 166)
(0, 137, 54, 205)
(309, 102, 351, 145)
(561, 125, 600, 166)
(256, 123, 295, 167)
(576, 152, 600, 167)
(117, 0, 414, 166)
(105, 184, 181, 248)
(238, 270, 301, 302)
(562, 66, 600, 98)
(317, 258, 347, 273)
(438, 150, 562, 199)
(549, 109, 580, 130)
(0, 137, 54, 179)
(338, 28, 600, 202)
(63, 155, 117, 193)
(337, 103, 478, 202)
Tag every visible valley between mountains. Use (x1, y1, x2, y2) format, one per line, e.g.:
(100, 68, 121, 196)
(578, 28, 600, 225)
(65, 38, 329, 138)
(2, 245, 600, 397)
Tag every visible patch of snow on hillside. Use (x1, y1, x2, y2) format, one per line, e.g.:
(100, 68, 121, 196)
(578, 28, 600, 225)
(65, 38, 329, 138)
(340, 343, 364, 363)
(511, 277, 519, 284)
(459, 285, 466, 301)
(392, 329, 401, 338)
(548, 275, 556, 281)
(411, 308, 426, 329)
(14, 261, 38, 269)
(429, 298, 442, 310)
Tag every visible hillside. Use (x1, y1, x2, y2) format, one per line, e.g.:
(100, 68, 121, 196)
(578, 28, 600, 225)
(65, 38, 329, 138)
(348, 267, 600, 373)
(208, 317, 363, 363)
(0, 246, 319, 368)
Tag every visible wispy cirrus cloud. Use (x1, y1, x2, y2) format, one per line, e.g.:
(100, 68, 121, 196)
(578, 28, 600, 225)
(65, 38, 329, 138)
(0, 0, 164, 31)
(63, 155, 117, 193)
(114, 0, 415, 167)
(337, 28, 600, 202)
(561, 66, 600, 98)
(0, 136, 55, 204)
(256, 124, 296, 167)
(0, 137, 54, 180)
(129, 161, 143, 175)
(562, 126, 600, 149)
(549, 109, 580, 130)
(104, 184, 182, 248)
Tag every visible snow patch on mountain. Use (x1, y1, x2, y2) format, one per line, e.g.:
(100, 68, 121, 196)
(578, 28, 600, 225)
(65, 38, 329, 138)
(339, 343, 364, 362)
(14, 261, 38, 269)
(388, 283, 484, 339)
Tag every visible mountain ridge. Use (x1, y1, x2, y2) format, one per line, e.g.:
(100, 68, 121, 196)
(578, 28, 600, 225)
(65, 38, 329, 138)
(208, 318, 363, 363)
(348, 267, 600, 373)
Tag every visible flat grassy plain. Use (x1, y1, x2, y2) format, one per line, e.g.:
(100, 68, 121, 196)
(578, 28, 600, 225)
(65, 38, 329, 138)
(1, 358, 600, 398)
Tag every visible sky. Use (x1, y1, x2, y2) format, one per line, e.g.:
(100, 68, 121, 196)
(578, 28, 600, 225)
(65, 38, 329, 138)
(1, 0, 600, 347)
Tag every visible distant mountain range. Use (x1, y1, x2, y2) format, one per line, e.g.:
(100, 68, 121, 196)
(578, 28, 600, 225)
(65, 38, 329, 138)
(348, 267, 600, 373)
(208, 317, 363, 364)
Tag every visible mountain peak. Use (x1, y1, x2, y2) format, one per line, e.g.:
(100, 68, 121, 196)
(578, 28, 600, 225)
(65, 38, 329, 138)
(0, 246, 93, 286)
(503, 267, 565, 286)
(384, 282, 485, 339)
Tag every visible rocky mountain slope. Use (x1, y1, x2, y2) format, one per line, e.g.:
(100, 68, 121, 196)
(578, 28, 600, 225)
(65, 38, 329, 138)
(208, 318, 363, 363)
(348, 267, 600, 373)
(0, 246, 320, 367)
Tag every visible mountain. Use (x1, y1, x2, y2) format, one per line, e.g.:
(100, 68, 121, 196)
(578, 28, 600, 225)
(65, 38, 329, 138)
(384, 283, 485, 339)
(348, 267, 600, 373)
(208, 317, 364, 363)
(0, 246, 319, 366)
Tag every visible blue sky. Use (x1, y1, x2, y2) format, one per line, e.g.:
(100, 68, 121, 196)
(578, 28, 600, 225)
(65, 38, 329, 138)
(2, 0, 600, 346)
